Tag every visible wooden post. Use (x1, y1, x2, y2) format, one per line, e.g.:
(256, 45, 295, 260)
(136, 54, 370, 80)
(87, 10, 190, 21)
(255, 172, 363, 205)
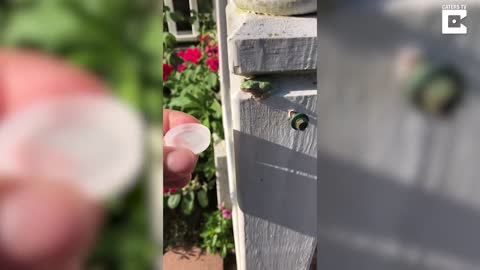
(318, 1, 480, 269)
(220, 2, 318, 269)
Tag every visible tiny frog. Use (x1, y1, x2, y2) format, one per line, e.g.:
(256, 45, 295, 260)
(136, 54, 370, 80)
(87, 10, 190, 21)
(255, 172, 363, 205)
(240, 78, 272, 100)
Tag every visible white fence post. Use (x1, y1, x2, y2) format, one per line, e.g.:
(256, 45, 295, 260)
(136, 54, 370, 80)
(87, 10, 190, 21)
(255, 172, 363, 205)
(218, 1, 318, 269)
(163, 0, 201, 42)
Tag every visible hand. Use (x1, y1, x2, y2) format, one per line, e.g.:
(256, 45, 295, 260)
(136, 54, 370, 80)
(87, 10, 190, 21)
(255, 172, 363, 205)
(163, 109, 199, 188)
(0, 48, 104, 269)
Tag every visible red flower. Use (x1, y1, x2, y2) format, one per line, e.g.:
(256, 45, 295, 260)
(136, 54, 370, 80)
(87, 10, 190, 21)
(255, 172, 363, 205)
(205, 44, 218, 57)
(176, 50, 185, 58)
(182, 47, 202, 64)
(163, 63, 173, 81)
(199, 34, 210, 43)
(206, 57, 219, 72)
(169, 188, 177, 193)
(177, 63, 187, 72)
(163, 188, 169, 194)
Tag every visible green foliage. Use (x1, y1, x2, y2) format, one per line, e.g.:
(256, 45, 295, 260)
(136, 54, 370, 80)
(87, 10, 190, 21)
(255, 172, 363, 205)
(200, 206, 235, 258)
(165, 179, 210, 214)
(1, 0, 163, 120)
(197, 189, 209, 208)
(88, 183, 157, 270)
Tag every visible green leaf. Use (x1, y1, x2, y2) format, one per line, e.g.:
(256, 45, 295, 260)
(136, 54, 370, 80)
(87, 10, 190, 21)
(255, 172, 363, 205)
(168, 96, 191, 108)
(162, 32, 176, 49)
(184, 92, 203, 106)
(212, 234, 218, 248)
(206, 73, 218, 88)
(181, 191, 195, 215)
(210, 99, 222, 118)
(221, 245, 228, 258)
(167, 194, 182, 209)
(197, 189, 209, 208)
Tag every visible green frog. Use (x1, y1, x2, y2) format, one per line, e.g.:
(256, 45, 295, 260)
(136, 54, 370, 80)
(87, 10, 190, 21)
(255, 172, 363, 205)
(240, 78, 272, 100)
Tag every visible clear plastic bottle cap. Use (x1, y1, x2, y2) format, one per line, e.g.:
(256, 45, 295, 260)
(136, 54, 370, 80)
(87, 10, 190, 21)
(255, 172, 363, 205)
(163, 123, 211, 154)
(0, 94, 144, 201)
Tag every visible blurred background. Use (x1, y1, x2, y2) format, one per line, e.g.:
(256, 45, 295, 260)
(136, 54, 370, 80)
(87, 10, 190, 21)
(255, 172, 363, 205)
(1, 0, 162, 269)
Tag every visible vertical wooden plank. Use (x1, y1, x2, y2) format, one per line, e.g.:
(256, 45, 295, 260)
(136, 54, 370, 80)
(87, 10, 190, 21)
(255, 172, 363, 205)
(215, 1, 247, 269)
(224, 3, 318, 269)
(232, 73, 317, 270)
(318, 2, 480, 269)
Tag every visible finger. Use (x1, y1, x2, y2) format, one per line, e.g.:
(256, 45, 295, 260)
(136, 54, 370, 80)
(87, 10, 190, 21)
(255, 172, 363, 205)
(0, 48, 107, 118)
(164, 173, 192, 189)
(163, 146, 197, 188)
(0, 178, 102, 268)
(163, 109, 200, 134)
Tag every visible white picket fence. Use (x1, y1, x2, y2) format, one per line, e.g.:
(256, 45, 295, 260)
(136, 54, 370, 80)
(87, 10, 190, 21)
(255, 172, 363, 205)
(164, 0, 216, 42)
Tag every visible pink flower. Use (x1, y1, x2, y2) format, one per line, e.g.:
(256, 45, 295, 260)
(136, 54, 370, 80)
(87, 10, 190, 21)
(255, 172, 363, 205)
(177, 63, 187, 72)
(163, 63, 173, 81)
(222, 209, 232, 219)
(182, 47, 202, 64)
(206, 57, 219, 72)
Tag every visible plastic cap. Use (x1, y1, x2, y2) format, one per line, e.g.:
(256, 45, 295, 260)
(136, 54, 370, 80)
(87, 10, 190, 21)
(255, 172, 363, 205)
(0, 94, 145, 201)
(163, 123, 211, 155)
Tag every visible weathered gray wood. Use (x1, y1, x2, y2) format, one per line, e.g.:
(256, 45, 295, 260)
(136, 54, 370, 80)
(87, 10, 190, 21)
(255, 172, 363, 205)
(232, 73, 317, 270)
(227, 4, 317, 75)
(318, 2, 480, 270)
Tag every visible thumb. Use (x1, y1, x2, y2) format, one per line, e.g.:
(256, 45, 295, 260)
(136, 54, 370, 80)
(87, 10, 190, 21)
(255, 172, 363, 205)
(0, 178, 102, 269)
(163, 146, 196, 188)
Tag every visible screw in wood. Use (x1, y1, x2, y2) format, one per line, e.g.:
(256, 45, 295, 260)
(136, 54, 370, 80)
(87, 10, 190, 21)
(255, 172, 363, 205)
(288, 110, 309, 131)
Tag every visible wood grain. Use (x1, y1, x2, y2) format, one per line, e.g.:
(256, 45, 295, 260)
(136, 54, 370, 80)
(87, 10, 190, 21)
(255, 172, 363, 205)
(232, 73, 317, 270)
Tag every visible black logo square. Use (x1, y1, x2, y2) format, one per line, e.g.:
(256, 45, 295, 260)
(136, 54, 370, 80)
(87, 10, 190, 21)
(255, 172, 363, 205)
(448, 15, 462, 28)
